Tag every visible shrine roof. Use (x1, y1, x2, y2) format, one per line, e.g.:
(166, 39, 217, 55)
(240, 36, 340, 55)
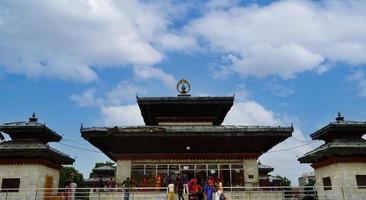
(298, 139, 366, 163)
(93, 164, 116, 172)
(137, 96, 234, 125)
(310, 113, 366, 142)
(258, 163, 274, 173)
(0, 114, 62, 143)
(0, 141, 74, 165)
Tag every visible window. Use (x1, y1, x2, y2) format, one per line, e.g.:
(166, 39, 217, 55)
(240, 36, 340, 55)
(322, 177, 332, 190)
(356, 175, 366, 189)
(1, 178, 20, 192)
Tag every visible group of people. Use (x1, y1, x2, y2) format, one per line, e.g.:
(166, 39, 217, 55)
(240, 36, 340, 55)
(167, 175, 228, 200)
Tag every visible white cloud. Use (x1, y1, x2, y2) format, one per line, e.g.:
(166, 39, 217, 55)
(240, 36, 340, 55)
(347, 70, 366, 97)
(70, 88, 102, 107)
(71, 80, 145, 107)
(106, 82, 145, 106)
(187, 0, 366, 79)
(264, 78, 294, 97)
(224, 101, 281, 125)
(0, 0, 185, 84)
(226, 44, 324, 79)
(133, 66, 176, 88)
(224, 99, 321, 185)
(101, 104, 144, 126)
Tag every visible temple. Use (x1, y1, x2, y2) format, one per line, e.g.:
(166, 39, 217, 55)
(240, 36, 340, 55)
(82, 79, 293, 188)
(298, 113, 366, 199)
(0, 113, 74, 199)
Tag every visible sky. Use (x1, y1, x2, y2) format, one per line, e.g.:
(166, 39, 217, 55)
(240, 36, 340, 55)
(0, 0, 366, 185)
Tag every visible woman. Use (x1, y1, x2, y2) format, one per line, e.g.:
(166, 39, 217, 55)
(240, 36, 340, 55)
(215, 182, 227, 200)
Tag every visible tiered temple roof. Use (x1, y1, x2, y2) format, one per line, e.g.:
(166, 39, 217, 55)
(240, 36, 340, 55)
(298, 113, 366, 167)
(0, 113, 74, 168)
(82, 88, 293, 161)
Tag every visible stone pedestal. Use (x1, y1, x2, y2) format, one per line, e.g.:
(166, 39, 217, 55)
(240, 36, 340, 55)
(243, 159, 259, 187)
(0, 164, 59, 199)
(116, 160, 131, 183)
(314, 162, 366, 200)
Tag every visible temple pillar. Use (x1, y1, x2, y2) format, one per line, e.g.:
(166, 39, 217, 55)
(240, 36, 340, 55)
(116, 160, 131, 183)
(243, 159, 259, 187)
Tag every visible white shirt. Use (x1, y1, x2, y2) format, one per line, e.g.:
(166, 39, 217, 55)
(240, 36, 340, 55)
(167, 183, 175, 193)
(215, 191, 222, 200)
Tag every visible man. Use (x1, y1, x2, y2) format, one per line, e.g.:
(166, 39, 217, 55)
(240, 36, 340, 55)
(176, 176, 184, 200)
(122, 177, 132, 200)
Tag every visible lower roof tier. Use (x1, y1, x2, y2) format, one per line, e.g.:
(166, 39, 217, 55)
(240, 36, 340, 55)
(81, 125, 293, 161)
(0, 141, 75, 165)
(298, 139, 366, 164)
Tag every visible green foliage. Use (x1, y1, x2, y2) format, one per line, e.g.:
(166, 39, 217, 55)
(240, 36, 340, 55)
(305, 179, 315, 187)
(58, 166, 84, 188)
(275, 175, 291, 186)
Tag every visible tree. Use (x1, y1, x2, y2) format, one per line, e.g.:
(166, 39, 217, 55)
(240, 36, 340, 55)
(59, 166, 84, 188)
(305, 179, 315, 187)
(275, 175, 291, 186)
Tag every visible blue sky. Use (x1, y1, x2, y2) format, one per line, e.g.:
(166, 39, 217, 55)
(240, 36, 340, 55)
(1, 0, 366, 185)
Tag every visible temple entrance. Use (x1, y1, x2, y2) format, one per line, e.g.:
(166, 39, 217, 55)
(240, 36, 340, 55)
(131, 162, 245, 187)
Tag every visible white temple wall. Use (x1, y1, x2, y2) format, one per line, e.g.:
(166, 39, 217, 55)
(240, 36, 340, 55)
(243, 159, 259, 186)
(314, 162, 366, 200)
(0, 164, 59, 199)
(116, 160, 132, 183)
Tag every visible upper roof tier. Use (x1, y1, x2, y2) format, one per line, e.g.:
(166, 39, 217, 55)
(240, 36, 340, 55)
(137, 96, 234, 126)
(310, 112, 366, 143)
(0, 113, 62, 143)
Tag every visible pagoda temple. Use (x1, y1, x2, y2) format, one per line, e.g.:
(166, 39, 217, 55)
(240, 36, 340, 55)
(298, 113, 366, 199)
(82, 79, 293, 188)
(0, 113, 74, 199)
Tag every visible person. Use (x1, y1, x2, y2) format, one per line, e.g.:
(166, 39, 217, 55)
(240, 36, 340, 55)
(189, 178, 202, 200)
(122, 177, 132, 200)
(167, 180, 175, 200)
(182, 173, 189, 194)
(205, 177, 215, 200)
(64, 180, 72, 200)
(70, 181, 77, 200)
(176, 176, 184, 200)
(155, 175, 162, 190)
(215, 182, 227, 200)
(142, 175, 148, 191)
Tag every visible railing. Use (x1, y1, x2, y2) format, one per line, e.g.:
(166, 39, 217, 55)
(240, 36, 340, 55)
(0, 186, 365, 200)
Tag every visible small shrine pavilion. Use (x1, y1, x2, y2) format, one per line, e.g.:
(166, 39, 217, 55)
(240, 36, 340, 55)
(82, 79, 293, 188)
(298, 113, 366, 199)
(85, 164, 116, 187)
(0, 114, 74, 199)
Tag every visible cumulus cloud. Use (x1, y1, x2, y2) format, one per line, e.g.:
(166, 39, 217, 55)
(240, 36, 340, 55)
(224, 101, 281, 125)
(101, 104, 144, 126)
(187, 0, 366, 79)
(70, 88, 102, 107)
(133, 66, 176, 88)
(0, 0, 185, 84)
